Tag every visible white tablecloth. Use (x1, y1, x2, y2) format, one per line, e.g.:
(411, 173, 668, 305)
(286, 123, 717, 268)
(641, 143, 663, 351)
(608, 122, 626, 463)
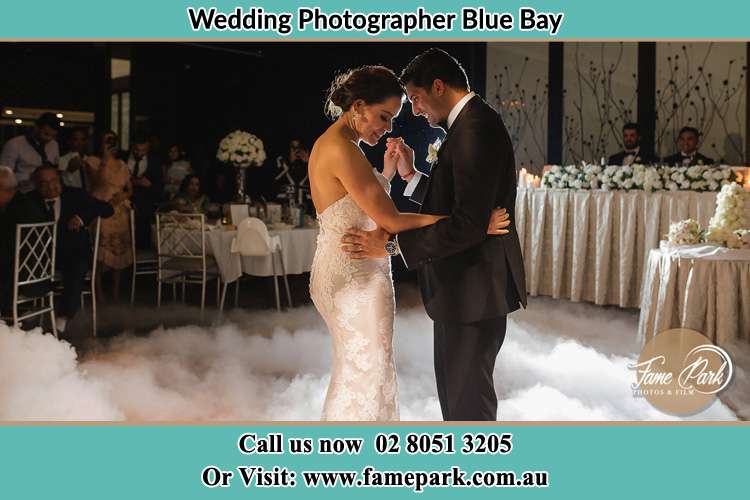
(207, 227, 319, 281)
(515, 188, 718, 308)
(638, 241, 750, 347)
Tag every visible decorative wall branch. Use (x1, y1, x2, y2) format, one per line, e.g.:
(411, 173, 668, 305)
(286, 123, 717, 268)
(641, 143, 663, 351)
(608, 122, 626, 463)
(563, 43, 637, 164)
(490, 55, 548, 172)
(655, 43, 747, 164)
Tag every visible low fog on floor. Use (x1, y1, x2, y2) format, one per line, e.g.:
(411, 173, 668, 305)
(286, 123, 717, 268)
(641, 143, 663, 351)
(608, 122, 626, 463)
(0, 287, 746, 421)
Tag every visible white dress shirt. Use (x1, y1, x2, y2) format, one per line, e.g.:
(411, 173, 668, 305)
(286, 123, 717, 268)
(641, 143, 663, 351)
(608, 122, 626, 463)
(128, 154, 149, 178)
(403, 92, 476, 197)
(44, 196, 61, 222)
(58, 152, 87, 189)
(0, 135, 60, 193)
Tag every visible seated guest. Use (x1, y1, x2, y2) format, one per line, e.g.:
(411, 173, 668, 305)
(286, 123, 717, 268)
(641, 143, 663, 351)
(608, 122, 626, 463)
(608, 123, 658, 165)
(0, 112, 61, 193)
(127, 134, 164, 249)
(0, 166, 48, 314)
(663, 127, 715, 166)
(172, 175, 210, 213)
(27, 164, 114, 335)
(58, 127, 95, 189)
(163, 143, 192, 199)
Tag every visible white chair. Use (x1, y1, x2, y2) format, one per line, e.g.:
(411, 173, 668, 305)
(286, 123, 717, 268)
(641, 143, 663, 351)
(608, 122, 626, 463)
(51, 218, 101, 337)
(129, 208, 157, 305)
(156, 212, 221, 314)
(81, 217, 100, 336)
(1, 221, 58, 337)
(220, 217, 292, 314)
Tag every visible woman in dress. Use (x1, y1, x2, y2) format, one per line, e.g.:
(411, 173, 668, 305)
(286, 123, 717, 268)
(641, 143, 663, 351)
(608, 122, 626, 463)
(308, 66, 507, 421)
(88, 130, 133, 302)
(172, 174, 211, 213)
(163, 143, 192, 199)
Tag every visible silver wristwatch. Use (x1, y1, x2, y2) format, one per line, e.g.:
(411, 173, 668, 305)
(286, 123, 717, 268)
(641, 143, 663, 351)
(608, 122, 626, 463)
(384, 238, 399, 257)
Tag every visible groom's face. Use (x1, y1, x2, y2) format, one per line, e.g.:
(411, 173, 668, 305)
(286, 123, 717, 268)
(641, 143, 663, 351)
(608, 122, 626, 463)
(405, 82, 447, 128)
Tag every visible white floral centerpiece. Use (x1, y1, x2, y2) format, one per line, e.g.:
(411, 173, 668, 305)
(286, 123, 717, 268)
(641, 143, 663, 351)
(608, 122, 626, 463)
(216, 130, 266, 168)
(728, 229, 750, 249)
(216, 130, 267, 203)
(704, 183, 749, 246)
(667, 219, 703, 245)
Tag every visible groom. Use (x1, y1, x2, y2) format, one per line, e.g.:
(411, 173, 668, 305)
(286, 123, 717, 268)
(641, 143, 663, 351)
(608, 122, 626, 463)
(342, 48, 527, 421)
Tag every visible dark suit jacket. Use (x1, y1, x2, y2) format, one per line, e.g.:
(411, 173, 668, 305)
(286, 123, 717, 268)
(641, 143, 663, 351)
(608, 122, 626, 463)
(398, 95, 527, 323)
(662, 152, 715, 166)
(28, 187, 114, 265)
(608, 150, 659, 165)
(130, 152, 165, 210)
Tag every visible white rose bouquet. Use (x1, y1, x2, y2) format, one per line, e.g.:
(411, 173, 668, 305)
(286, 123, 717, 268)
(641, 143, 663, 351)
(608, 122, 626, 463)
(667, 219, 703, 245)
(705, 183, 749, 246)
(216, 130, 267, 168)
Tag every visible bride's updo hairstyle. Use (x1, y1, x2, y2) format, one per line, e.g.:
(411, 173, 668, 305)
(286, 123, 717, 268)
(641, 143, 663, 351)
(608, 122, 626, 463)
(325, 65, 405, 120)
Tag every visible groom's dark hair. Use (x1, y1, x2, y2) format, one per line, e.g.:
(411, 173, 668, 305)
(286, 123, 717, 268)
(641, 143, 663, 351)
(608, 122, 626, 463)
(400, 48, 470, 92)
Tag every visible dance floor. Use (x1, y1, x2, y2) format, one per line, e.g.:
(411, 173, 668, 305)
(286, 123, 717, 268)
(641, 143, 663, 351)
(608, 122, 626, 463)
(1, 284, 746, 421)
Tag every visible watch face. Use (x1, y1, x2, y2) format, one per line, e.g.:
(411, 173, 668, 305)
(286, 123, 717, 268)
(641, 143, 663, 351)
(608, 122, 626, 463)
(385, 240, 398, 256)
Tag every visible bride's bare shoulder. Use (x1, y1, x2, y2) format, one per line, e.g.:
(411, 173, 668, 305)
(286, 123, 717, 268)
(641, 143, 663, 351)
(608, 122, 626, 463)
(311, 128, 359, 164)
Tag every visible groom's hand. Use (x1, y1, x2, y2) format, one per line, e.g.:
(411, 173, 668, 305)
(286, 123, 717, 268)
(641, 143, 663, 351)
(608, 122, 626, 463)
(487, 207, 512, 235)
(341, 227, 390, 259)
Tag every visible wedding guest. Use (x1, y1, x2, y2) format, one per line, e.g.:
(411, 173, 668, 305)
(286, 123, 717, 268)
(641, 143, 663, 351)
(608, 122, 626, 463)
(88, 130, 133, 303)
(128, 134, 164, 249)
(0, 112, 61, 193)
(172, 175, 210, 213)
(28, 165, 114, 335)
(608, 123, 658, 165)
(58, 127, 93, 189)
(206, 165, 235, 204)
(163, 143, 192, 199)
(0, 166, 48, 314)
(663, 127, 715, 166)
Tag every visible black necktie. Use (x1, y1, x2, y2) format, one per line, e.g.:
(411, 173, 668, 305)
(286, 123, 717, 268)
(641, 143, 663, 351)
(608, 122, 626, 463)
(26, 134, 48, 163)
(133, 157, 142, 177)
(45, 200, 55, 220)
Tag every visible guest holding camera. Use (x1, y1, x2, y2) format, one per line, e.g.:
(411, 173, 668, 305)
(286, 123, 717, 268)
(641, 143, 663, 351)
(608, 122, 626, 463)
(88, 130, 133, 302)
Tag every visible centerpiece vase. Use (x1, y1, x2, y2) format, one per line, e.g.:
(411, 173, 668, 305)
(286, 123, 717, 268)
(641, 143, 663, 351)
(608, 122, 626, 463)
(234, 166, 251, 204)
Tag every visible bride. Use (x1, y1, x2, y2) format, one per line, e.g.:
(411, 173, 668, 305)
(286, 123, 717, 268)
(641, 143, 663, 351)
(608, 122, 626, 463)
(308, 66, 509, 421)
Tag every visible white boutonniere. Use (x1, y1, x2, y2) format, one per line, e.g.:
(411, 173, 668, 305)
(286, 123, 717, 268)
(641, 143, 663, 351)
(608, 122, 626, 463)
(426, 138, 442, 164)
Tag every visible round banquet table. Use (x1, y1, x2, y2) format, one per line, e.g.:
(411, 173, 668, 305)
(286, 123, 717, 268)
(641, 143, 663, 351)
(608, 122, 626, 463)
(637, 241, 750, 348)
(515, 187, 718, 308)
(206, 226, 319, 282)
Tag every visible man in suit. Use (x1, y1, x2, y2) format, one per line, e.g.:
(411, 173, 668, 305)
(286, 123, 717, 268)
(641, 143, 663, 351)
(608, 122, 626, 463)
(341, 48, 527, 421)
(663, 126, 715, 166)
(608, 123, 658, 165)
(0, 166, 49, 315)
(28, 164, 114, 334)
(127, 134, 164, 249)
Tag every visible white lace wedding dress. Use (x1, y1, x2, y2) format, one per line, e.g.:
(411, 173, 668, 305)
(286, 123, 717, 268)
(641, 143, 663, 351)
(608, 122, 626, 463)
(310, 169, 399, 421)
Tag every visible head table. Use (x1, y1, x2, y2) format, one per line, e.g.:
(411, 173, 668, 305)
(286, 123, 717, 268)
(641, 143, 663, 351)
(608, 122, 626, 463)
(638, 242, 750, 347)
(515, 187, 718, 308)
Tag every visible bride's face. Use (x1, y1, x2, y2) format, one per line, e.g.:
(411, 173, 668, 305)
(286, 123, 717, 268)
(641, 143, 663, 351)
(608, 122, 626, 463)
(352, 96, 403, 146)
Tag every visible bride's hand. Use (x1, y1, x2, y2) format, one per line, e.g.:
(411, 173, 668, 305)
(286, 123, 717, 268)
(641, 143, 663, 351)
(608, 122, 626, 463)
(487, 207, 511, 235)
(383, 142, 398, 180)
